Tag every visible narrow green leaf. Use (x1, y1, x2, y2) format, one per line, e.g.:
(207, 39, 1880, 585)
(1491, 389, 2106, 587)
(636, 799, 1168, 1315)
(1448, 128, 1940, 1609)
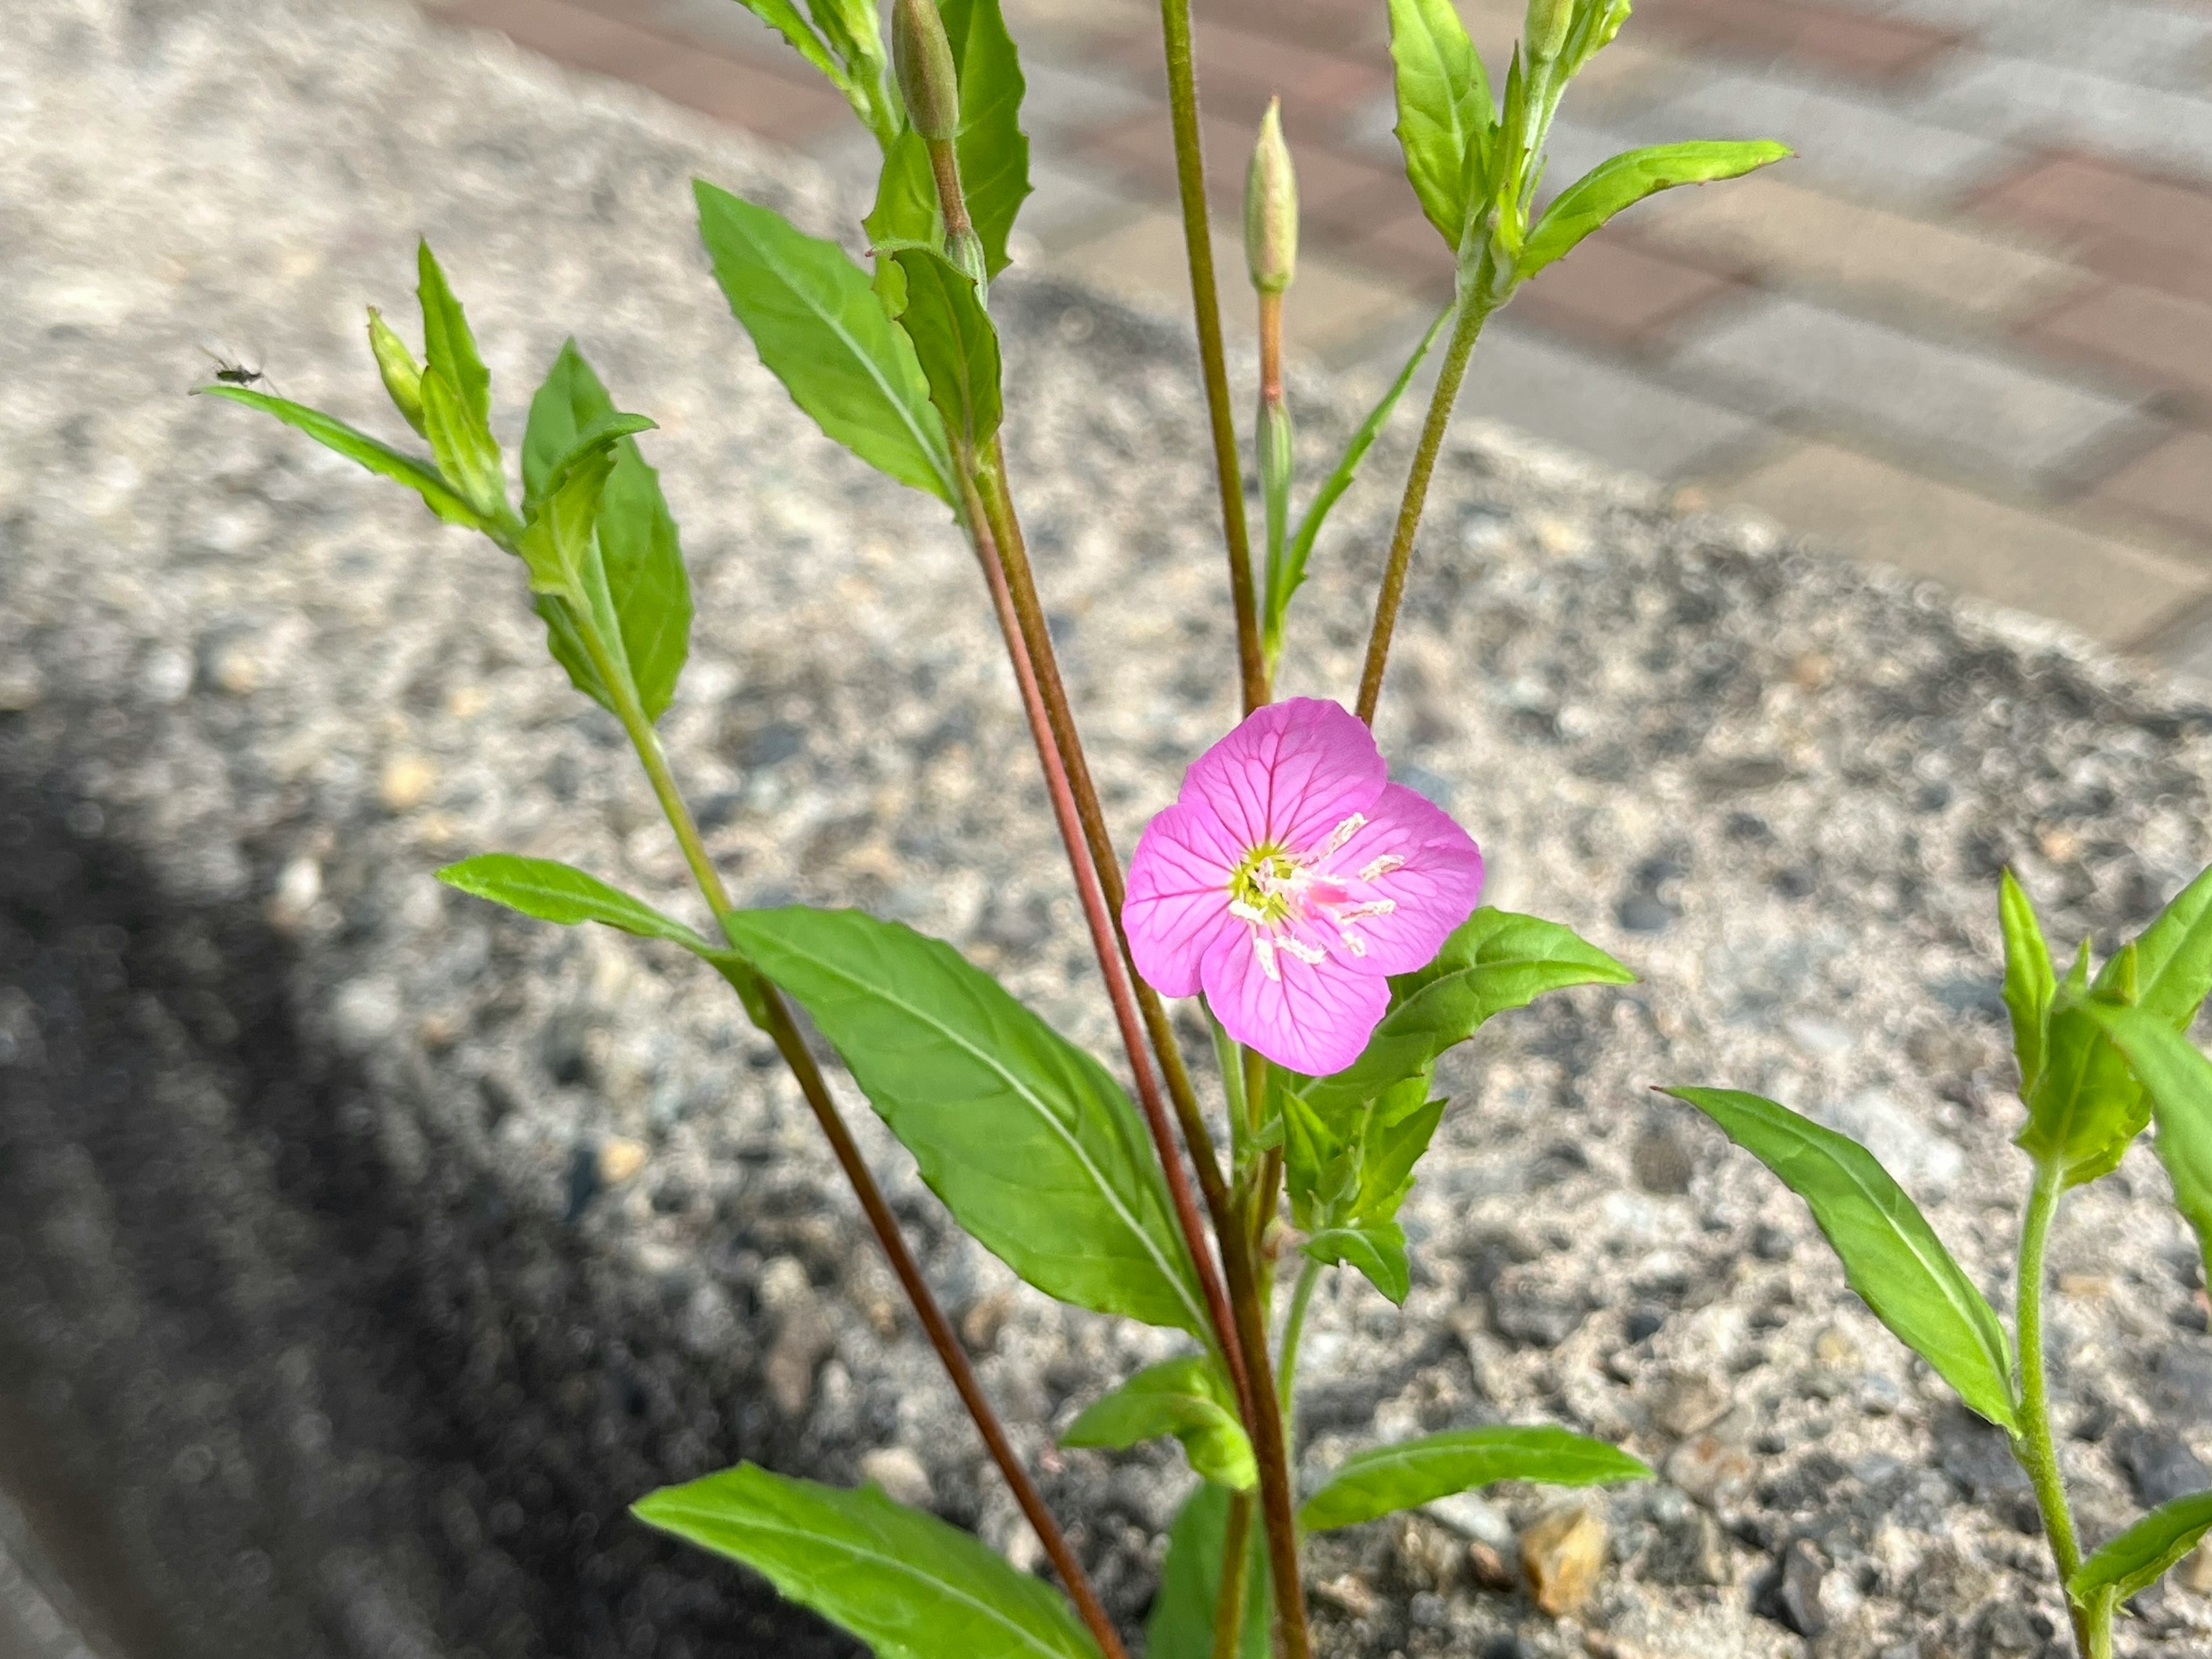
(437, 854, 717, 950)
(195, 386, 485, 528)
(1257, 398, 1294, 672)
(1300, 1426, 1650, 1531)
(1303, 1223, 1410, 1306)
(522, 342, 692, 720)
(1271, 304, 1450, 658)
(634, 1464, 1103, 1659)
(941, 0, 1031, 278)
(2077, 1003, 2212, 1294)
(1666, 1086, 2017, 1430)
(422, 365, 508, 521)
(366, 306, 427, 437)
(1351, 1090, 1443, 1223)
(2018, 997, 2148, 1190)
(416, 241, 492, 435)
(2000, 868, 2056, 1097)
(1147, 1484, 1268, 1659)
(694, 181, 953, 502)
(2071, 1490, 2212, 1606)
(2107, 862, 2212, 1032)
(1301, 910, 1633, 1115)
(1387, 0, 1494, 246)
(722, 907, 1210, 1338)
(1520, 141, 1790, 278)
(891, 247, 1002, 453)
(1061, 1355, 1255, 1490)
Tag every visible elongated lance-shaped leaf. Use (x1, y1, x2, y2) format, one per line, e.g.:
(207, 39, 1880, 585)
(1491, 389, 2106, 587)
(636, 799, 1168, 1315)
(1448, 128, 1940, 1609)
(415, 242, 507, 520)
(1148, 1483, 1268, 1659)
(891, 247, 1002, 454)
(1301, 1426, 1650, 1531)
(2101, 861, 2212, 1032)
(941, 0, 1031, 278)
(1388, 0, 1494, 247)
(194, 386, 486, 529)
(416, 240, 491, 435)
(722, 907, 1213, 1338)
(2070, 1490, 2212, 1607)
(1667, 1087, 2018, 1430)
(438, 854, 716, 951)
(1301, 910, 1631, 1115)
(1304, 1222, 1410, 1305)
(1999, 868, 2056, 1097)
(1061, 1355, 1255, 1490)
(695, 181, 953, 502)
(522, 342, 692, 721)
(1258, 399, 1294, 670)
(1270, 304, 1451, 659)
(2019, 989, 2147, 1190)
(1520, 141, 1790, 278)
(2078, 1002, 2212, 1294)
(634, 1464, 1104, 1659)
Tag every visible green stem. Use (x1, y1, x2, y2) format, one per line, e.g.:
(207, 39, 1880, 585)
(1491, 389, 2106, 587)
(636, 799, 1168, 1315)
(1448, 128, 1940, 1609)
(2016, 1162, 2097, 1658)
(1157, 0, 1266, 716)
(1277, 1256, 1321, 1422)
(1210, 1490, 1255, 1659)
(1354, 290, 1495, 724)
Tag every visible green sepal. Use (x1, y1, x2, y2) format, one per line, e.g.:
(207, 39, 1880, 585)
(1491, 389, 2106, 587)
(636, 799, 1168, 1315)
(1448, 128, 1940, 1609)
(1060, 1355, 1255, 1490)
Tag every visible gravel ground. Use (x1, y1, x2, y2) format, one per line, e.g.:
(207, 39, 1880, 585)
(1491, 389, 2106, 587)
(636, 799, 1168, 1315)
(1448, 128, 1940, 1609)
(7, 2, 2212, 1657)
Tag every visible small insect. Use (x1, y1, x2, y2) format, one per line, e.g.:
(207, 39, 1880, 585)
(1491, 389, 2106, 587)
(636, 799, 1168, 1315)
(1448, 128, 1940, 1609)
(199, 346, 265, 387)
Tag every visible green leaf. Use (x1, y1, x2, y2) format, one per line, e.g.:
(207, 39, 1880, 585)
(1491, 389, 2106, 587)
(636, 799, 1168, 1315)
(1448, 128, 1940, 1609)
(194, 386, 485, 529)
(1520, 141, 1790, 279)
(1300, 1426, 1650, 1531)
(522, 342, 693, 720)
(941, 0, 1031, 278)
(2070, 1490, 2212, 1607)
(634, 1464, 1103, 1659)
(1270, 304, 1450, 659)
(415, 242, 507, 519)
(2077, 1002, 2212, 1294)
(437, 854, 718, 952)
(1147, 1484, 1268, 1659)
(1387, 0, 1494, 247)
(2018, 993, 2148, 1190)
(2000, 868, 2056, 1097)
(2108, 862, 2212, 1032)
(1301, 910, 1632, 1115)
(695, 180, 953, 502)
(1061, 1355, 1255, 1490)
(1666, 1086, 2017, 1430)
(1304, 1223, 1410, 1305)
(891, 248, 1002, 453)
(1350, 1086, 1443, 1222)
(721, 907, 1211, 1338)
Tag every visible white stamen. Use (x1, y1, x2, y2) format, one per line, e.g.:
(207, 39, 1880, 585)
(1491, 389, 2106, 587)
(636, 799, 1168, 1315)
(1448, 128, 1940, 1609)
(1281, 937, 1327, 966)
(1358, 854, 1406, 883)
(1317, 813, 1367, 858)
(1340, 932, 1368, 958)
(1334, 897, 1397, 921)
(1228, 899, 1268, 923)
(1253, 934, 1281, 982)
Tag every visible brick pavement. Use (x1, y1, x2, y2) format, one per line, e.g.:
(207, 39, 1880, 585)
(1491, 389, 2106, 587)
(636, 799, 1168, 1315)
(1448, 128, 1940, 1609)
(419, 0, 2212, 674)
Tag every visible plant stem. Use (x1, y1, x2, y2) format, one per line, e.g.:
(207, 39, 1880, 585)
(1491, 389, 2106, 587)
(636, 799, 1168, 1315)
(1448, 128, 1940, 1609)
(1353, 291, 1495, 725)
(1211, 1490, 1255, 1659)
(1157, 0, 1266, 717)
(1220, 1221, 1312, 1659)
(567, 601, 1131, 1659)
(1277, 1256, 1321, 1422)
(2016, 1161, 2097, 1658)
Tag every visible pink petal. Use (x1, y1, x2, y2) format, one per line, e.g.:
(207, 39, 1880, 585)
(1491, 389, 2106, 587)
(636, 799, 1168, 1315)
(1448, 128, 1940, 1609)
(1309, 782, 1484, 976)
(1123, 798, 1245, 998)
(1179, 698, 1385, 855)
(1202, 921, 1391, 1077)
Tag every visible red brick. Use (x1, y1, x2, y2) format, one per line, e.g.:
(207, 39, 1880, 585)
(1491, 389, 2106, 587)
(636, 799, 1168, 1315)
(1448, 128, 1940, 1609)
(1338, 207, 1457, 299)
(1634, 0, 1957, 81)
(630, 48, 846, 140)
(1509, 231, 1739, 350)
(2024, 282, 2212, 414)
(1192, 0, 1383, 55)
(1969, 153, 2212, 310)
(2094, 429, 2212, 548)
(1109, 16, 1390, 123)
(1081, 111, 1412, 234)
(442, 0, 675, 77)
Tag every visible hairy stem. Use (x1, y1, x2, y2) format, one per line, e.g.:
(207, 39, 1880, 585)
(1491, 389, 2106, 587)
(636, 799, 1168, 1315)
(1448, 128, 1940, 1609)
(1157, 0, 1265, 716)
(568, 602, 1131, 1659)
(1211, 1490, 1255, 1659)
(1277, 1256, 1321, 1422)
(2015, 1162, 2095, 1658)
(1354, 292, 1494, 724)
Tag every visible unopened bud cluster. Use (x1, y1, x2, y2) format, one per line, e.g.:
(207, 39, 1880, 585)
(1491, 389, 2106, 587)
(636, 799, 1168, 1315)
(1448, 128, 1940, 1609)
(1244, 99, 1298, 296)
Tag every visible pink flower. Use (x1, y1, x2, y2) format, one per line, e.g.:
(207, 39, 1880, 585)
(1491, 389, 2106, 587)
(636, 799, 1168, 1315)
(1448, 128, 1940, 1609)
(1123, 698, 1485, 1076)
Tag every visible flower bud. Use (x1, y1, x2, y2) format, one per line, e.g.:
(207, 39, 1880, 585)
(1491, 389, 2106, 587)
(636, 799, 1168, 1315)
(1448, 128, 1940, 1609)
(366, 306, 427, 438)
(1243, 99, 1298, 297)
(893, 0, 960, 143)
(1525, 0, 1574, 63)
